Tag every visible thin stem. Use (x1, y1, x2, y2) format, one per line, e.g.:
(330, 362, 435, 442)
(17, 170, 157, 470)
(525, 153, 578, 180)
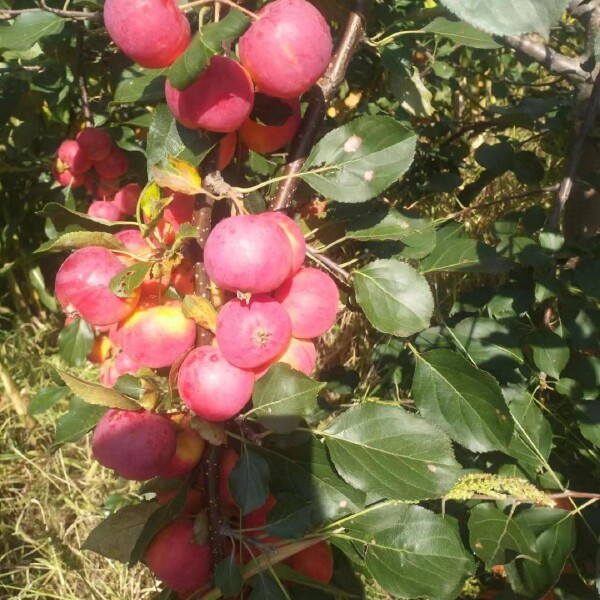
(179, 0, 259, 20)
(550, 72, 600, 229)
(0, 2, 100, 19)
(77, 27, 92, 127)
(368, 29, 423, 47)
(306, 244, 352, 282)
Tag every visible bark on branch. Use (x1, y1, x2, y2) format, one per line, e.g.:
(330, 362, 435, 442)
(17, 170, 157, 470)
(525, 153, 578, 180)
(270, 0, 369, 211)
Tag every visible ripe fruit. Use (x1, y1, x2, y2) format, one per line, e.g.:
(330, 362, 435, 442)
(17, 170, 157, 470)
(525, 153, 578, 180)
(94, 147, 129, 180)
(178, 346, 255, 421)
(92, 409, 176, 480)
(219, 448, 240, 507)
(285, 540, 334, 584)
(57, 140, 92, 174)
(113, 183, 141, 216)
(115, 228, 153, 257)
(88, 335, 112, 364)
(274, 268, 339, 338)
(165, 55, 254, 132)
(171, 260, 195, 297)
(55, 246, 141, 326)
(204, 215, 293, 294)
(243, 494, 279, 545)
(254, 337, 316, 378)
(216, 294, 292, 369)
(259, 212, 306, 275)
(103, 0, 191, 69)
(52, 164, 87, 188)
(156, 488, 205, 515)
(144, 519, 211, 595)
(99, 350, 141, 387)
(118, 298, 196, 369)
(76, 127, 113, 161)
(94, 179, 120, 200)
(239, 0, 332, 98)
(87, 200, 123, 222)
(217, 132, 237, 171)
(159, 427, 206, 479)
(240, 95, 302, 154)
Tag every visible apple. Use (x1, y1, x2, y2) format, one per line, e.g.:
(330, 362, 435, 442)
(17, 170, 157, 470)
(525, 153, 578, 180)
(274, 267, 339, 338)
(165, 55, 254, 132)
(88, 335, 112, 365)
(217, 131, 237, 171)
(99, 350, 141, 387)
(144, 519, 211, 595)
(76, 127, 113, 161)
(52, 163, 88, 188)
(239, 0, 332, 98)
(103, 0, 191, 69)
(285, 540, 334, 584)
(93, 147, 129, 180)
(57, 140, 92, 174)
(259, 212, 306, 275)
(216, 294, 292, 369)
(178, 346, 255, 421)
(55, 246, 141, 326)
(204, 215, 293, 294)
(254, 337, 316, 378)
(87, 200, 123, 222)
(240, 95, 301, 154)
(118, 297, 196, 369)
(159, 426, 206, 479)
(113, 183, 141, 216)
(92, 408, 176, 480)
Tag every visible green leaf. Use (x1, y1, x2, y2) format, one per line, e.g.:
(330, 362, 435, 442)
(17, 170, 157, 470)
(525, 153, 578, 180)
(82, 502, 159, 563)
(249, 572, 287, 600)
(58, 318, 95, 367)
(324, 403, 461, 501)
(391, 67, 434, 118)
(250, 363, 325, 434)
(265, 493, 315, 540)
(505, 508, 576, 597)
(353, 259, 433, 337)
(109, 262, 151, 298)
(55, 367, 141, 411)
(0, 12, 64, 52)
(168, 11, 251, 89)
(147, 104, 214, 168)
(420, 235, 510, 274)
(439, 0, 570, 37)
(54, 396, 108, 446)
(302, 116, 417, 203)
(506, 389, 553, 471)
(422, 16, 501, 48)
(530, 330, 570, 379)
(229, 450, 270, 516)
(452, 316, 524, 378)
(468, 504, 538, 568)
(412, 349, 514, 453)
(345, 207, 435, 245)
(113, 69, 166, 104)
(215, 553, 244, 598)
(37, 203, 123, 234)
(575, 400, 600, 448)
(258, 437, 365, 521)
(36, 231, 125, 253)
(363, 505, 474, 600)
(28, 386, 70, 415)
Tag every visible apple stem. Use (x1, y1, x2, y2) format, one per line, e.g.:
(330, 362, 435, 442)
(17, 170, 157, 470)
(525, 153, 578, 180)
(270, 0, 369, 212)
(179, 0, 260, 21)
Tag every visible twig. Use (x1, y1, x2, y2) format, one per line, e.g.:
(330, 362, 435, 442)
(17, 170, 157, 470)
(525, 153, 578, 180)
(306, 244, 352, 282)
(500, 35, 591, 83)
(0, 2, 100, 20)
(179, 0, 258, 20)
(468, 491, 600, 501)
(549, 73, 600, 229)
(271, 0, 368, 211)
(203, 445, 226, 573)
(76, 28, 92, 127)
(445, 185, 559, 221)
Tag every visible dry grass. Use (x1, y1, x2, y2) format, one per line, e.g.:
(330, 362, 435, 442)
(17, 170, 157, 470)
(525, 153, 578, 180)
(0, 322, 158, 600)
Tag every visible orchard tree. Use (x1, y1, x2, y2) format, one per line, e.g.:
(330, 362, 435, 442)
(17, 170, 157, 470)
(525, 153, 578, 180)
(2, 0, 600, 599)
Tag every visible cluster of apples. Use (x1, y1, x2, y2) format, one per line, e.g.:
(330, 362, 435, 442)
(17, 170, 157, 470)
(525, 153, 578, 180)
(104, 0, 332, 156)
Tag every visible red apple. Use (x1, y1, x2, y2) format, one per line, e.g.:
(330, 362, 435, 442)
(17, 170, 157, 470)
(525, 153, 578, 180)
(57, 140, 92, 174)
(274, 267, 339, 338)
(239, 0, 332, 98)
(254, 337, 316, 379)
(285, 540, 334, 584)
(103, 0, 191, 69)
(76, 127, 113, 161)
(165, 55, 254, 132)
(259, 212, 306, 275)
(93, 147, 129, 180)
(113, 183, 141, 216)
(92, 408, 176, 480)
(88, 200, 123, 222)
(216, 294, 292, 369)
(178, 346, 255, 421)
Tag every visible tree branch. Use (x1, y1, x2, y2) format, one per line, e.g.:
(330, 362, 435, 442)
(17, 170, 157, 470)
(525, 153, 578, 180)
(549, 72, 600, 229)
(500, 34, 591, 83)
(0, 2, 100, 20)
(306, 244, 352, 282)
(270, 0, 368, 211)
